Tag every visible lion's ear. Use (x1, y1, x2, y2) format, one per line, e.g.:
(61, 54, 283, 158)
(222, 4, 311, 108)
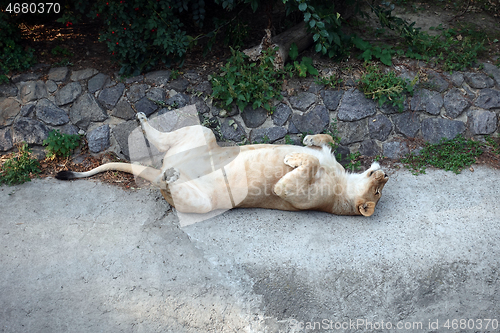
(358, 201, 376, 216)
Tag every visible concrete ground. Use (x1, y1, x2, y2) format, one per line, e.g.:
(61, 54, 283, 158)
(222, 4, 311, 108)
(1, 166, 499, 333)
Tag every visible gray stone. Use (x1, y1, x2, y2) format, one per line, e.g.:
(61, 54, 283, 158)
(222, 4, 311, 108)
(192, 81, 212, 96)
(112, 120, 138, 159)
(469, 110, 497, 135)
(55, 82, 82, 106)
(337, 119, 369, 145)
(0, 98, 21, 128)
(426, 70, 449, 92)
(380, 101, 409, 114)
(11, 72, 40, 83)
(267, 127, 288, 143)
(321, 90, 343, 111)
(241, 106, 268, 128)
(464, 72, 495, 89)
(45, 80, 58, 93)
(221, 118, 246, 142)
(368, 114, 393, 141)
(20, 103, 36, 117)
(421, 118, 466, 144)
(127, 84, 148, 103)
(189, 96, 210, 114)
(144, 70, 171, 86)
(165, 93, 189, 109)
(70, 93, 108, 130)
(124, 75, 143, 84)
(474, 89, 500, 109)
(272, 103, 292, 126)
(19, 81, 48, 103)
(289, 92, 317, 111)
(335, 145, 351, 164)
(444, 88, 470, 118)
(0, 83, 18, 97)
(71, 68, 98, 81)
(12, 117, 50, 145)
(337, 89, 377, 121)
(411, 89, 443, 115)
(450, 72, 465, 87)
(168, 78, 189, 92)
(146, 87, 166, 102)
(184, 71, 199, 80)
(291, 105, 330, 134)
(87, 125, 110, 153)
(88, 73, 110, 93)
(383, 141, 409, 159)
(48, 67, 69, 82)
(482, 63, 500, 86)
(134, 97, 158, 117)
(307, 83, 323, 94)
(0, 128, 13, 151)
(98, 83, 125, 109)
(288, 120, 300, 134)
(35, 99, 69, 126)
(392, 112, 420, 138)
(359, 139, 381, 157)
(249, 128, 269, 143)
(57, 123, 79, 135)
(110, 99, 136, 120)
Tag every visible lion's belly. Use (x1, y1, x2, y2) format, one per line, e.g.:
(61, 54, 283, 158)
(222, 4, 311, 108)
(224, 145, 309, 211)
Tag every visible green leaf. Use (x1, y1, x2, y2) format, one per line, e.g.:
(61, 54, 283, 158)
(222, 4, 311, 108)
(313, 33, 320, 42)
(332, 33, 340, 46)
(298, 3, 307, 11)
(309, 20, 316, 28)
(304, 12, 311, 21)
(315, 43, 322, 53)
(289, 43, 299, 61)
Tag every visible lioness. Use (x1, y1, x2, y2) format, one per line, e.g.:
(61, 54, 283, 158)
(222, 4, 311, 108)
(56, 112, 388, 216)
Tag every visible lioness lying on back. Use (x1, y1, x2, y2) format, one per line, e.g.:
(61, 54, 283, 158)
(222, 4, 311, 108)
(57, 112, 388, 216)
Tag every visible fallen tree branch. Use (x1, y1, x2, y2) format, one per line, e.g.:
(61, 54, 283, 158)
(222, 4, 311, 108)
(243, 22, 313, 70)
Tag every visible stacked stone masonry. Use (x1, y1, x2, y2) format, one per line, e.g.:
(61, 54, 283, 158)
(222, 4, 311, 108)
(1, 63, 499, 160)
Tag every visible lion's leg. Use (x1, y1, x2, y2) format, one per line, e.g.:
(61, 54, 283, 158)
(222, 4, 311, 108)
(303, 134, 335, 148)
(273, 153, 321, 208)
(136, 112, 172, 151)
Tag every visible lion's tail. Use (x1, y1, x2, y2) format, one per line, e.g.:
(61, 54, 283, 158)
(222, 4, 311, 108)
(55, 162, 161, 184)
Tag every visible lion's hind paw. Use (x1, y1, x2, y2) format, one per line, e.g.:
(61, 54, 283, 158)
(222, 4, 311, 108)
(163, 167, 180, 184)
(136, 112, 147, 122)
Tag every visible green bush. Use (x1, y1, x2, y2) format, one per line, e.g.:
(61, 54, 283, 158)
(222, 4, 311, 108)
(0, 143, 41, 186)
(401, 135, 483, 174)
(210, 47, 284, 112)
(0, 10, 36, 82)
(359, 63, 415, 112)
(43, 130, 81, 159)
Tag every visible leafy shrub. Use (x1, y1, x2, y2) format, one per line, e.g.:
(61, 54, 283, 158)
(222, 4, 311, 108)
(0, 10, 36, 82)
(359, 63, 415, 112)
(0, 143, 41, 185)
(94, 0, 192, 75)
(43, 130, 81, 159)
(401, 135, 483, 174)
(210, 47, 284, 112)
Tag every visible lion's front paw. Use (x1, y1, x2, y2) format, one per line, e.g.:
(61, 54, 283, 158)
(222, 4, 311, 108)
(303, 135, 315, 147)
(284, 153, 304, 168)
(163, 167, 180, 184)
(303, 134, 335, 147)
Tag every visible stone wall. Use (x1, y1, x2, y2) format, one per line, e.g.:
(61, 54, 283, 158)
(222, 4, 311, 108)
(0, 63, 499, 160)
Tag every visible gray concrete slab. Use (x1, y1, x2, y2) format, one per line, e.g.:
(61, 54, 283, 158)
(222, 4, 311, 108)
(1, 166, 500, 332)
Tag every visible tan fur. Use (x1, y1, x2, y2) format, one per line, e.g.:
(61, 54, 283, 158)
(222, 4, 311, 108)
(61, 113, 388, 216)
